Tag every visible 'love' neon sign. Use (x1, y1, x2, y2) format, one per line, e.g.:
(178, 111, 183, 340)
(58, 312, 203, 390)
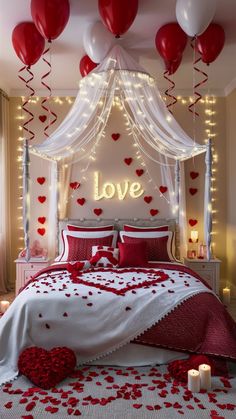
(94, 172, 144, 201)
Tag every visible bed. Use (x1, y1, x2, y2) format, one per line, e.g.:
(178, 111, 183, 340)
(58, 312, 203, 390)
(0, 219, 236, 387)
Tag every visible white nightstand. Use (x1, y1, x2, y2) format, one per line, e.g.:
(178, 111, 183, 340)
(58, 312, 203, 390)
(15, 258, 51, 295)
(184, 257, 221, 295)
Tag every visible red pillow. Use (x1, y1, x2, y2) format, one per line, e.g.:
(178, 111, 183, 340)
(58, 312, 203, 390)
(123, 224, 169, 232)
(66, 235, 114, 261)
(118, 241, 148, 267)
(67, 224, 114, 232)
(121, 235, 171, 262)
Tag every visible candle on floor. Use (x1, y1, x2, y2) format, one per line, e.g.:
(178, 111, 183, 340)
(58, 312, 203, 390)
(199, 364, 211, 391)
(0, 300, 10, 313)
(187, 369, 200, 393)
(222, 287, 231, 305)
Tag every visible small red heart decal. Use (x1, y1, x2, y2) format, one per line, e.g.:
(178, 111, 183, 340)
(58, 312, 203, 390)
(136, 169, 144, 177)
(37, 177, 46, 185)
(38, 217, 46, 224)
(124, 157, 132, 166)
(111, 133, 120, 141)
(150, 209, 159, 216)
(144, 196, 152, 204)
(159, 186, 168, 194)
(94, 208, 102, 216)
(39, 115, 47, 123)
(77, 198, 85, 206)
(70, 182, 80, 190)
(190, 171, 199, 180)
(189, 219, 198, 227)
(38, 196, 46, 204)
(189, 188, 198, 195)
(37, 228, 46, 236)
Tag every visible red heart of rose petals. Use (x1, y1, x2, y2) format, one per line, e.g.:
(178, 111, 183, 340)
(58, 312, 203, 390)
(38, 217, 46, 224)
(111, 133, 120, 141)
(136, 169, 144, 177)
(38, 196, 46, 204)
(18, 347, 76, 390)
(37, 177, 46, 185)
(190, 171, 199, 179)
(189, 188, 198, 195)
(124, 157, 132, 166)
(77, 198, 85, 206)
(39, 115, 47, 123)
(37, 228, 46, 236)
(189, 219, 198, 227)
(70, 182, 80, 190)
(94, 208, 102, 216)
(144, 196, 152, 204)
(150, 209, 159, 216)
(159, 186, 168, 194)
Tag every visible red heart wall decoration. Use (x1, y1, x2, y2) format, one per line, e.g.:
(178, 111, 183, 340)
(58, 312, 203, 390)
(38, 196, 46, 204)
(77, 198, 86, 206)
(189, 219, 198, 227)
(189, 188, 198, 195)
(37, 177, 46, 185)
(144, 196, 152, 204)
(124, 157, 133, 166)
(150, 209, 159, 216)
(111, 133, 120, 141)
(70, 182, 80, 190)
(94, 208, 102, 216)
(39, 115, 47, 123)
(136, 169, 144, 177)
(38, 217, 46, 224)
(159, 186, 168, 194)
(37, 228, 46, 236)
(190, 171, 199, 180)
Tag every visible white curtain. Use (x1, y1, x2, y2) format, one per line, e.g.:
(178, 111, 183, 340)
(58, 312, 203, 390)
(0, 90, 10, 293)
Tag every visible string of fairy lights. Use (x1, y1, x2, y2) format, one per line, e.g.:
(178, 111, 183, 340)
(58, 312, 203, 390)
(15, 94, 217, 253)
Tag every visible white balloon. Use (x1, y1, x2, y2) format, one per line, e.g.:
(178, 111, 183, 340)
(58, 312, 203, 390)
(83, 21, 114, 63)
(176, 0, 216, 37)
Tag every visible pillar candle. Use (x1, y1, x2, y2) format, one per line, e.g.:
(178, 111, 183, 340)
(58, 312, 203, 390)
(187, 369, 200, 393)
(222, 287, 230, 305)
(199, 364, 211, 391)
(0, 300, 10, 313)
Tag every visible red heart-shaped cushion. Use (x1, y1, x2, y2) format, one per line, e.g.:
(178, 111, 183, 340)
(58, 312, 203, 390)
(189, 188, 198, 195)
(150, 209, 159, 216)
(94, 208, 102, 216)
(38, 196, 46, 204)
(189, 219, 198, 227)
(39, 115, 47, 123)
(124, 157, 132, 166)
(144, 196, 152, 204)
(77, 198, 85, 206)
(111, 133, 120, 141)
(37, 177, 46, 185)
(70, 182, 80, 190)
(136, 169, 144, 177)
(37, 228, 46, 236)
(18, 347, 76, 390)
(190, 171, 199, 180)
(159, 186, 168, 194)
(38, 217, 46, 224)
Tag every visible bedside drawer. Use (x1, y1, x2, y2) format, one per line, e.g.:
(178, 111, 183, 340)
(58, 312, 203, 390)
(188, 262, 213, 271)
(24, 270, 39, 281)
(196, 270, 216, 292)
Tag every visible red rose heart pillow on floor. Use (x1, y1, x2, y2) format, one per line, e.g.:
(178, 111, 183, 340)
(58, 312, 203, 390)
(18, 346, 76, 389)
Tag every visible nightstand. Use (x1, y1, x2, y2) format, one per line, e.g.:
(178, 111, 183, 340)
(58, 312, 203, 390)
(15, 259, 51, 295)
(184, 258, 221, 295)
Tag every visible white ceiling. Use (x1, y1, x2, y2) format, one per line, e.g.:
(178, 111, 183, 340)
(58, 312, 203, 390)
(0, 0, 236, 96)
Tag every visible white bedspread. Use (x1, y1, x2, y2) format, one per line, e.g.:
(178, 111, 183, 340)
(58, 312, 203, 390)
(0, 264, 214, 386)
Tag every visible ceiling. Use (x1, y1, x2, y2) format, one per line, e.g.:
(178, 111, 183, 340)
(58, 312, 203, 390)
(0, 0, 236, 96)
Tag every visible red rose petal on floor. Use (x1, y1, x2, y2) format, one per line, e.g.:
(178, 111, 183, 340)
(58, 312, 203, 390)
(4, 402, 13, 409)
(26, 401, 36, 411)
(133, 404, 142, 409)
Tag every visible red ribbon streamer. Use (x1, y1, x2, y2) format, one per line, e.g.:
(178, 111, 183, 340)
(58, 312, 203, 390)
(189, 38, 208, 116)
(41, 44, 57, 137)
(18, 66, 35, 141)
(163, 70, 177, 114)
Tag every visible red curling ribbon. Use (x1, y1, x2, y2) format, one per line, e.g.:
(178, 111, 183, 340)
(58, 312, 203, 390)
(163, 70, 177, 114)
(41, 43, 57, 138)
(18, 66, 35, 140)
(189, 38, 208, 117)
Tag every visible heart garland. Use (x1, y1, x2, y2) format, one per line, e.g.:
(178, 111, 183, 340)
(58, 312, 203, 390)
(124, 157, 133, 166)
(189, 219, 198, 227)
(70, 182, 80, 190)
(190, 171, 199, 180)
(38, 217, 46, 224)
(189, 188, 198, 195)
(136, 169, 144, 177)
(37, 228, 46, 236)
(38, 196, 46, 204)
(159, 186, 168, 194)
(144, 196, 152, 204)
(111, 133, 120, 141)
(150, 209, 159, 216)
(37, 177, 46, 185)
(94, 208, 102, 216)
(77, 198, 86, 206)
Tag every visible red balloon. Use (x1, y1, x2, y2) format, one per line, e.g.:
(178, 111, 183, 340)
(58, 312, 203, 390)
(31, 0, 70, 41)
(155, 22, 187, 62)
(12, 22, 45, 67)
(164, 55, 182, 75)
(80, 55, 98, 77)
(196, 23, 225, 65)
(98, 0, 138, 37)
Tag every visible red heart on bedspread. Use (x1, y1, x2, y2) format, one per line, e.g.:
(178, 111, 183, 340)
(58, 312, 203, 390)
(18, 347, 76, 389)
